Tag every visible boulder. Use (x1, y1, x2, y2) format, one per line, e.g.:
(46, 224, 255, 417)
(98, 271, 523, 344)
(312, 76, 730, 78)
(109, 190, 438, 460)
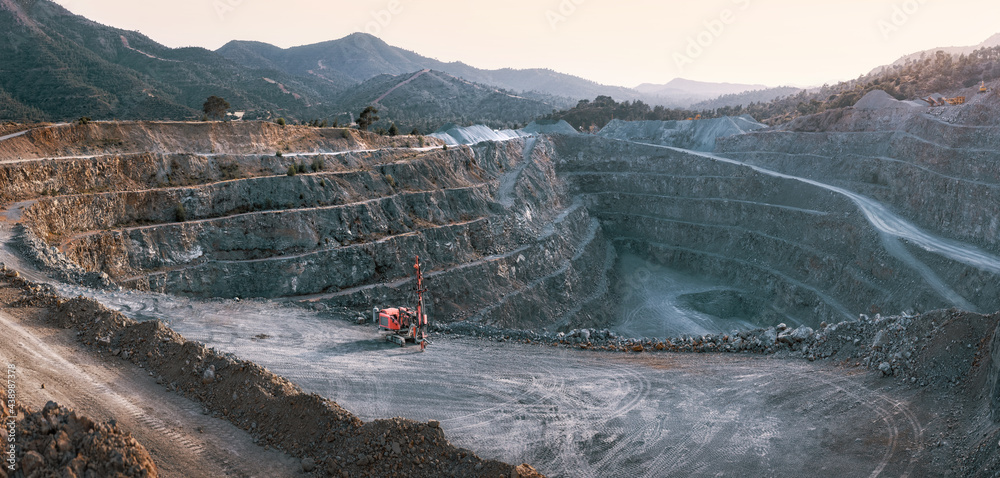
(201, 365, 215, 384)
(878, 362, 892, 376)
(791, 327, 814, 342)
(761, 328, 778, 347)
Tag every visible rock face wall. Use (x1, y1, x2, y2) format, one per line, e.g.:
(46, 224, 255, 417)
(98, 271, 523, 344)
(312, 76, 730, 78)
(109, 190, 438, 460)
(547, 134, 986, 329)
(12, 124, 613, 330)
(717, 108, 1000, 253)
(10, 115, 1000, 333)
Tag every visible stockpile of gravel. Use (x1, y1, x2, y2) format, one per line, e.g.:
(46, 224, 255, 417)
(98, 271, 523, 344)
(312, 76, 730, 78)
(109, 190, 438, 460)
(0, 392, 157, 478)
(1, 265, 543, 478)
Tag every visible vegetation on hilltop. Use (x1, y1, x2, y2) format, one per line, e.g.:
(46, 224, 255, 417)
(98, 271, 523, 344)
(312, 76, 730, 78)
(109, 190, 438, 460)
(546, 46, 1000, 129)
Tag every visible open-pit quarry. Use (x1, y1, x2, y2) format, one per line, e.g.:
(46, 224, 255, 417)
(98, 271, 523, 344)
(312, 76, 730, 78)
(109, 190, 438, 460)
(1, 101, 999, 477)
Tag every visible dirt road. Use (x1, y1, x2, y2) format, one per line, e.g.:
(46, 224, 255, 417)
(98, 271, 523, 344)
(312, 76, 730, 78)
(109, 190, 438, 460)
(0, 290, 303, 477)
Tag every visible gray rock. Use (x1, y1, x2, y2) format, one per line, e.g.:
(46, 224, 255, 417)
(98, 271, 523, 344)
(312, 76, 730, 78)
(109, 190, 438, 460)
(872, 330, 886, 350)
(791, 326, 814, 342)
(761, 328, 778, 347)
(878, 362, 892, 376)
(428, 419, 440, 428)
(202, 365, 216, 384)
(301, 457, 316, 472)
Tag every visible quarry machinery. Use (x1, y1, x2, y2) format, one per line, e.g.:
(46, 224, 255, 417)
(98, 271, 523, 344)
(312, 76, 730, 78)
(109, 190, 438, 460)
(373, 256, 429, 350)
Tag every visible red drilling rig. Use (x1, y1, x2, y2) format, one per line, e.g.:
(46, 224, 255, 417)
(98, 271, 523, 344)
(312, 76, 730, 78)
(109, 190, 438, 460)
(374, 256, 429, 351)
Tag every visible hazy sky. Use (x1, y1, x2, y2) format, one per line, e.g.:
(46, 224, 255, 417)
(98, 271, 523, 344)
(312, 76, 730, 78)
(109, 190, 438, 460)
(52, 0, 1000, 88)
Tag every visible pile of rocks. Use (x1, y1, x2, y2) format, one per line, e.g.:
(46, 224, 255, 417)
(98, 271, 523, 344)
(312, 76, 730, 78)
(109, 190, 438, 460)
(431, 310, 1000, 391)
(0, 393, 157, 478)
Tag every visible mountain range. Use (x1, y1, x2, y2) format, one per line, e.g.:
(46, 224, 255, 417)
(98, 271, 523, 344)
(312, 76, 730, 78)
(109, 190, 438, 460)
(8, 0, 956, 131)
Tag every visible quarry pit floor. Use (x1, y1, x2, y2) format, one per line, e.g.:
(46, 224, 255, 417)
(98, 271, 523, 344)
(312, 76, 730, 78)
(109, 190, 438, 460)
(0, 187, 975, 478)
(37, 281, 955, 478)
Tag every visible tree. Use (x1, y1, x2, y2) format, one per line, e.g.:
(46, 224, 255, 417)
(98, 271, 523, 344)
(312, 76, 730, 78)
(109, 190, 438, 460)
(275, 117, 286, 126)
(357, 106, 379, 131)
(388, 122, 399, 136)
(203, 96, 230, 120)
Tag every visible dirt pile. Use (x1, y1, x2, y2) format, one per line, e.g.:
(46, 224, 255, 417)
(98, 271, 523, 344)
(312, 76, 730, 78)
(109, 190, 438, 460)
(0, 264, 542, 477)
(436, 310, 999, 389)
(0, 391, 158, 478)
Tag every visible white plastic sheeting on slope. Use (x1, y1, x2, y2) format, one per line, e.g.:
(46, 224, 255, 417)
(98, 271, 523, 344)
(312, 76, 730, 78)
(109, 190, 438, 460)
(428, 120, 578, 146)
(428, 123, 531, 146)
(598, 116, 766, 152)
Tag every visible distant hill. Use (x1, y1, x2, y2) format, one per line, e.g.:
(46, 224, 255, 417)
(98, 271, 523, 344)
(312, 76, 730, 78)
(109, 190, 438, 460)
(0, 0, 344, 121)
(218, 33, 640, 106)
(872, 33, 1000, 73)
(218, 36, 788, 109)
(2, 0, 786, 127)
(331, 70, 557, 133)
(691, 86, 803, 110)
(635, 78, 770, 105)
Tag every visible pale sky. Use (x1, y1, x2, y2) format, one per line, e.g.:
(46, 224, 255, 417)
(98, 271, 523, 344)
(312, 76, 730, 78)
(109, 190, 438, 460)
(52, 0, 1000, 88)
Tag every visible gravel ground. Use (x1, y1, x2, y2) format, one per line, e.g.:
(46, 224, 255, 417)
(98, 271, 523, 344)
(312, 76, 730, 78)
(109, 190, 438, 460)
(65, 282, 997, 477)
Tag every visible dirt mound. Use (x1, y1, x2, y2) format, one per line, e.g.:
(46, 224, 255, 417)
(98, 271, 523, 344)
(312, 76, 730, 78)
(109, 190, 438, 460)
(853, 89, 920, 110)
(1, 265, 541, 477)
(0, 392, 157, 478)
